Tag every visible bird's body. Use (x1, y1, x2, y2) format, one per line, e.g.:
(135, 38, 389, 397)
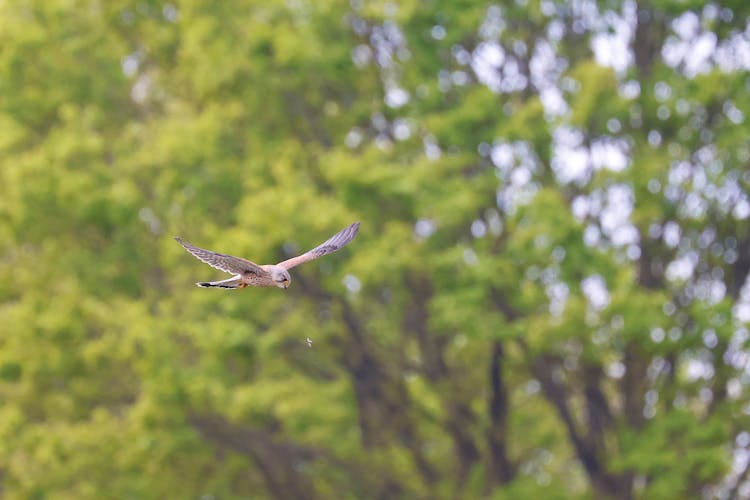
(175, 222, 359, 290)
(192, 264, 290, 289)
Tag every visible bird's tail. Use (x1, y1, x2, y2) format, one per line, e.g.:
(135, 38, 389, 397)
(197, 275, 244, 289)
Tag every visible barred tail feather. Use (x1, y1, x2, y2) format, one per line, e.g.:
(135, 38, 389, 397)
(196, 275, 243, 289)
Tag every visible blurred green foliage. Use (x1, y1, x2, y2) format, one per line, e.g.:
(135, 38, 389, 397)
(1, 0, 750, 498)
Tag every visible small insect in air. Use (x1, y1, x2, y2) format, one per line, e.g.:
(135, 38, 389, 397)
(306, 337, 313, 348)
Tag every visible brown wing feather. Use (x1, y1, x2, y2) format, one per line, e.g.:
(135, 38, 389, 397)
(277, 222, 360, 270)
(175, 237, 268, 277)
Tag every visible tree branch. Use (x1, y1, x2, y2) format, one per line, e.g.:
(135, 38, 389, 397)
(189, 414, 318, 500)
(528, 352, 628, 498)
(295, 273, 437, 482)
(486, 340, 515, 485)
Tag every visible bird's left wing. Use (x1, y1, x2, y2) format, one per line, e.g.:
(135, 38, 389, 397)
(175, 237, 269, 277)
(277, 222, 360, 270)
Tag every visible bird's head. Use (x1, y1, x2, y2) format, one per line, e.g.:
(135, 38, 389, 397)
(271, 267, 291, 289)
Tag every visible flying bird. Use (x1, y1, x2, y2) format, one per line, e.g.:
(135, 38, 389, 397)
(175, 222, 360, 290)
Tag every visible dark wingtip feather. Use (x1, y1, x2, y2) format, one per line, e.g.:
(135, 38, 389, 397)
(341, 221, 360, 241)
(346, 221, 360, 243)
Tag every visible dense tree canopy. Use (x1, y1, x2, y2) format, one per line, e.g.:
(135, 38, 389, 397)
(1, 0, 750, 498)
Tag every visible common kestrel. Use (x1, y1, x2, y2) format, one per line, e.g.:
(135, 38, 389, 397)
(175, 222, 360, 289)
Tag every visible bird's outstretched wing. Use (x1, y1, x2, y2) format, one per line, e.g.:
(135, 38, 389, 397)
(277, 222, 360, 270)
(175, 237, 269, 277)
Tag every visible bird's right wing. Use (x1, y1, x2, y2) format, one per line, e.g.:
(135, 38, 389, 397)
(175, 237, 269, 277)
(277, 222, 360, 270)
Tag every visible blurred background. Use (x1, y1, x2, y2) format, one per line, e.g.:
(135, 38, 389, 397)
(1, 0, 749, 498)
